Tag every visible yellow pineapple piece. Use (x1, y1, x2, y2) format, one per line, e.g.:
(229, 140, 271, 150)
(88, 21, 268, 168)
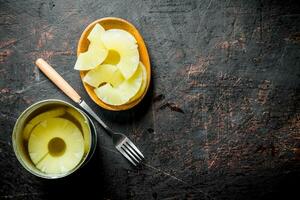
(87, 24, 105, 42)
(94, 64, 143, 105)
(65, 107, 91, 154)
(23, 108, 65, 140)
(83, 64, 124, 87)
(128, 62, 147, 102)
(28, 118, 84, 174)
(74, 24, 108, 70)
(101, 29, 139, 79)
(106, 29, 137, 43)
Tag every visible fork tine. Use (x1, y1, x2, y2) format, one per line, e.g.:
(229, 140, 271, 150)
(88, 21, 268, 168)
(122, 145, 139, 164)
(127, 139, 144, 159)
(117, 146, 137, 166)
(124, 142, 142, 161)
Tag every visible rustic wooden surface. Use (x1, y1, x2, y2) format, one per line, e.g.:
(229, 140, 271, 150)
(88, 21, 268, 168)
(1, 0, 300, 199)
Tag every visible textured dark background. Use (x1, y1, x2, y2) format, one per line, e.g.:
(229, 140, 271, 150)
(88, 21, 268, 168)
(1, 0, 300, 199)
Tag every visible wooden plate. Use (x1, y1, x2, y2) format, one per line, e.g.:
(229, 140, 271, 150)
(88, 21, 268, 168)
(77, 17, 151, 111)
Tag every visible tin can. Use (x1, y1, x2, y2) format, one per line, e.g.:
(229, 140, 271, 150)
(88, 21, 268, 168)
(12, 99, 97, 179)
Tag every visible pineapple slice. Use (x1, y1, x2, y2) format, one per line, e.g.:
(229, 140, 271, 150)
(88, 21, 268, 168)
(74, 24, 108, 70)
(83, 64, 124, 87)
(95, 84, 128, 105)
(128, 62, 147, 102)
(101, 29, 139, 79)
(74, 40, 108, 70)
(23, 108, 65, 140)
(94, 64, 143, 105)
(65, 107, 91, 154)
(28, 118, 84, 174)
(87, 24, 105, 42)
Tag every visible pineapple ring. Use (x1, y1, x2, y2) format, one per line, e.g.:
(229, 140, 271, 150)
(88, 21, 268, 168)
(94, 63, 143, 106)
(28, 118, 84, 174)
(101, 29, 139, 79)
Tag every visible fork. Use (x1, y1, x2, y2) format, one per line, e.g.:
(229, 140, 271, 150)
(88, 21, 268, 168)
(35, 58, 144, 166)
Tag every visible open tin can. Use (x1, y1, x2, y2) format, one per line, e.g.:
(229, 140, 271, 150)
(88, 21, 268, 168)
(12, 99, 97, 179)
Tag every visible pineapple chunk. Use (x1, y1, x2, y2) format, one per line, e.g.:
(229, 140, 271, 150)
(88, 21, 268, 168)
(75, 24, 108, 71)
(83, 64, 124, 87)
(28, 118, 84, 174)
(101, 29, 139, 79)
(23, 108, 65, 140)
(94, 64, 143, 105)
(129, 62, 147, 102)
(65, 107, 91, 154)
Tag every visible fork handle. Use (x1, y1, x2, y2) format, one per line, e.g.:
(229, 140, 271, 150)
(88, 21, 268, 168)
(35, 58, 115, 136)
(35, 58, 82, 103)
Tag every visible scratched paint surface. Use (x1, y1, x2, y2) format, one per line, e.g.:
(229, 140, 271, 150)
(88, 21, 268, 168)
(0, 0, 300, 199)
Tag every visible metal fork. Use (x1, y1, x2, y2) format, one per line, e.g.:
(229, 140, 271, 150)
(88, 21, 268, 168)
(79, 101, 144, 166)
(35, 58, 144, 166)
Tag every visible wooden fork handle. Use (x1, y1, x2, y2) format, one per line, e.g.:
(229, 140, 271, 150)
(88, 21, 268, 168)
(35, 58, 82, 103)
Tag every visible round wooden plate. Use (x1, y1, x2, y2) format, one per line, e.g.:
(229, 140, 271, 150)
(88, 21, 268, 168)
(77, 17, 151, 111)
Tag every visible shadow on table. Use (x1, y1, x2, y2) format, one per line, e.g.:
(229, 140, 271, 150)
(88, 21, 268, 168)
(40, 147, 106, 199)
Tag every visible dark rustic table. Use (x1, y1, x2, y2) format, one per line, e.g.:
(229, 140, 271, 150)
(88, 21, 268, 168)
(1, 0, 300, 199)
